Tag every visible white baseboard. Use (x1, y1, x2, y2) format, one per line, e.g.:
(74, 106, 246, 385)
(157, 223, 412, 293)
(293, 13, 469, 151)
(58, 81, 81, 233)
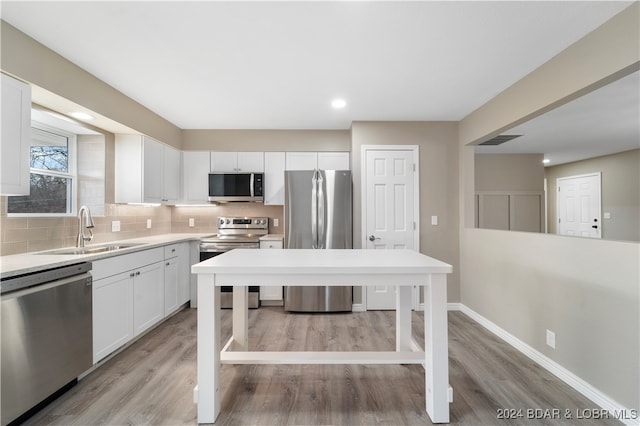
(458, 304, 638, 426)
(352, 303, 366, 312)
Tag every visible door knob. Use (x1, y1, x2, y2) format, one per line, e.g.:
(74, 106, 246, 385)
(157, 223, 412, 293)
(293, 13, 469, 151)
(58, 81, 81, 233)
(368, 235, 380, 242)
(592, 225, 598, 229)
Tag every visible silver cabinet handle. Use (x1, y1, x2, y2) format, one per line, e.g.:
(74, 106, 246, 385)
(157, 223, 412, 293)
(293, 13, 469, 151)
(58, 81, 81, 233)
(368, 235, 380, 242)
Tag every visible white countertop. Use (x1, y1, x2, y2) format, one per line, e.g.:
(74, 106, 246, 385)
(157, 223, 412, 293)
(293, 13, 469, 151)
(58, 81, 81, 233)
(1, 233, 207, 279)
(192, 248, 452, 277)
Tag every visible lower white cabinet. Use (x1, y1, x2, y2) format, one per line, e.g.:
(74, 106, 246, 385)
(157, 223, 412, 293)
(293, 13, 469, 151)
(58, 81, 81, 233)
(93, 271, 134, 364)
(92, 243, 192, 363)
(259, 238, 284, 303)
(133, 262, 165, 336)
(164, 242, 190, 316)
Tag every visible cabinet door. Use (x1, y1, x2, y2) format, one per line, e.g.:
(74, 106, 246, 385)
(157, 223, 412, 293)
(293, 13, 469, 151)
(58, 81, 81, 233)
(176, 243, 191, 305)
(210, 152, 238, 172)
(259, 239, 283, 301)
(93, 272, 134, 363)
(163, 145, 181, 203)
(237, 152, 264, 172)
(164, 257, 179, 316)
(264, 152, 285, 205)
(182, 151, 210, 203)
(133, 262, 165, 336)
(1, 74, 31, 195)
(318, 152, 350, 170)
(143, 137, 164, 203)
(285, 152, 317, 170)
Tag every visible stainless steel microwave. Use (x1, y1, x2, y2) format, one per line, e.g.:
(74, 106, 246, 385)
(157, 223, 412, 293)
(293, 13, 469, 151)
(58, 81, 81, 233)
(208, 173, 264, 203)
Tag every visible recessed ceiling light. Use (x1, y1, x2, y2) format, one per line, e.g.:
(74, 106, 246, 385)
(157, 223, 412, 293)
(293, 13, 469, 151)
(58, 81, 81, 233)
(331, 99, 346, 109)
(69, 111, 94, 121)
(543, 158, 551, 164)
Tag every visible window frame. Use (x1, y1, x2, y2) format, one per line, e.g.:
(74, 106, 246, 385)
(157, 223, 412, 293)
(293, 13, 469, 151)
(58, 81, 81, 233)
(7, 122, 78, 217)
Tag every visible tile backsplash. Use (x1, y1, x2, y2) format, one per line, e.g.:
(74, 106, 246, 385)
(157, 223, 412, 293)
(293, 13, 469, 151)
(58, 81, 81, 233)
(0, 197, 284, 256)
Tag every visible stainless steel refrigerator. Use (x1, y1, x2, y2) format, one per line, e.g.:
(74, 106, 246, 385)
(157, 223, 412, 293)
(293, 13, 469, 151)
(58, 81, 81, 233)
(284, 170, 352, 312)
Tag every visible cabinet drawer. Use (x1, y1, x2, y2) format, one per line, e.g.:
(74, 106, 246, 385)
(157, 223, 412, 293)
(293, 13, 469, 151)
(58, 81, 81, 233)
(260, 240, 283, 249)
(92, 247, 164, 281)
(164, 244, 180, 259)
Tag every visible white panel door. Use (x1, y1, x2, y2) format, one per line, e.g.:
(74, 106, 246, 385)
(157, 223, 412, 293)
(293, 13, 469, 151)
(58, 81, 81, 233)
(557, 173, 601, 238)
(364, 148, 418, 310)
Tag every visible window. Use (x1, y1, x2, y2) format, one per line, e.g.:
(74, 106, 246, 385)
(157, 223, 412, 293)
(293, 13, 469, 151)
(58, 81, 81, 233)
(8, 124, 76, 215)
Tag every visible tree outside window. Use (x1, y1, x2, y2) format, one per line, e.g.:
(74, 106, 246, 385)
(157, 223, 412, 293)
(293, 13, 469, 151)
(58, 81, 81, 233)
(8, 125, 75, 214)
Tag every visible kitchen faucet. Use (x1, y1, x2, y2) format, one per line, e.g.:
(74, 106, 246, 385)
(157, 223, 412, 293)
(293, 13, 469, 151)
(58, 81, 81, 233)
(76, 205, 95, 248)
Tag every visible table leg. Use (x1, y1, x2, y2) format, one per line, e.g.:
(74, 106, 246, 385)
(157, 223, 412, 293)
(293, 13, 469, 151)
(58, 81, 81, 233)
(232, 286, 248, 350)
(396, 285, 413, 351)
(197, 274, 220, 423)
(424, 273, 450, 423)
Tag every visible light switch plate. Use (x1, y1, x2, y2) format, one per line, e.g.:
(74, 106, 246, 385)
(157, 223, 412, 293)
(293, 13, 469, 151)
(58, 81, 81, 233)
(146, 219, 152, 229)
(189, 218, 195, 227)
(431, 216, 438, 226)
(273, 218, 279, 227)
(112, 220, 121, 232)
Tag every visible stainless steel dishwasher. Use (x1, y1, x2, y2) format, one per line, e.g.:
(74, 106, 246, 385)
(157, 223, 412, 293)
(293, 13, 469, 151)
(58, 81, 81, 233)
(1, 262, 92, 426)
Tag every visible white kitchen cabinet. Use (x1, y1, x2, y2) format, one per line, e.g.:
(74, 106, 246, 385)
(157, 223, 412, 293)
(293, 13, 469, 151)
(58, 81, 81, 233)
(164, 242, 190, 316)
(285, 152, 350, 171)
(264, 152, 285, 205)
(211, 151, 264, 172)
(318, 152, 350, 170)
(92, 271, 134, 364)
(259, 238, 284, 304)
(163, 144, 181, 203)
(133, 261, 165, 336)
(1, 74, 31, 195)
(285, 152, 317, 171)
(115, 135, 181, 204)
(92, 247, 165, 362)
(182, 151, 210, 204)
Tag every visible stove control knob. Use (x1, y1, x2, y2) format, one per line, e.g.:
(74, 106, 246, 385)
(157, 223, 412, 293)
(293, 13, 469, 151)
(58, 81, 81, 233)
(262, 219, 267, 225)
(226, 219, 231, 224)
(219, 219, 224, 225)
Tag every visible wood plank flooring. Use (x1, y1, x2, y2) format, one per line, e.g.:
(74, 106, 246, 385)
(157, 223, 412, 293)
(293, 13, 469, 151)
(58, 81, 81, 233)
(23, 307, 621, 425)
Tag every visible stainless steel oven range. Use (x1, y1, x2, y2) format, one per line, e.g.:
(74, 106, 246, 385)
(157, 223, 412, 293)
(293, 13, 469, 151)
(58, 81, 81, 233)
(199, 216, 268, 308)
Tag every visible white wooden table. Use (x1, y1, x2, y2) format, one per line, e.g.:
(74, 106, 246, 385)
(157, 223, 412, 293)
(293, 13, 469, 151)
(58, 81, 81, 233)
(192, 249, 453, 424)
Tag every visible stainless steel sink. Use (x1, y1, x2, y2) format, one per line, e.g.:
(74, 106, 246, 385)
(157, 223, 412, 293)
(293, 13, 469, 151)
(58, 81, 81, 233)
(39, 243, 144, 255)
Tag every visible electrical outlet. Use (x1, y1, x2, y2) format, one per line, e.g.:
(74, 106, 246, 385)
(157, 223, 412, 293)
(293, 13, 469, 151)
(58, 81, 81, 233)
(273, 218, 279, 227)
(546, 329, 556, 349)
(431, 215, 438, 225)
(189, 218, 195, 227)
(112, 220, 121, 232)
(147, 219, 152, 229)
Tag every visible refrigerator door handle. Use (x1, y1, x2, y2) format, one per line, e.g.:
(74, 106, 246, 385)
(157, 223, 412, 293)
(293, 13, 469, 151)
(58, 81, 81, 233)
(311, 170, 318, 249)
(317, 171, 325, 249)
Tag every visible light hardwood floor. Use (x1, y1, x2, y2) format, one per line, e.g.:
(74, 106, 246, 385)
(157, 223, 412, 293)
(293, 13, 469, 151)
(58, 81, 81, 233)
(24, 307, 620, 425)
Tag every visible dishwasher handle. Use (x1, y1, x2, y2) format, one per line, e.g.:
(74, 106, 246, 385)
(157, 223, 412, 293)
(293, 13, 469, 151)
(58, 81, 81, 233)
(1, 272, 92, 301)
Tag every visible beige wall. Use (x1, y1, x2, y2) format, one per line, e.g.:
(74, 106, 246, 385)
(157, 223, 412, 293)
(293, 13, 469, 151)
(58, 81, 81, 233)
(182, 129, 350, 151)
(0, 21, 182, 149)
(545, 149, 639, 242)
(350, 121, 459, 302)
(475, 154, 544, 192)
(459, 3, 639, 410)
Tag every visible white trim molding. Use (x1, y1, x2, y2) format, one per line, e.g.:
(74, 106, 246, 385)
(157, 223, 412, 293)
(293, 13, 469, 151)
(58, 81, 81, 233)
(458, 303, 638, 426)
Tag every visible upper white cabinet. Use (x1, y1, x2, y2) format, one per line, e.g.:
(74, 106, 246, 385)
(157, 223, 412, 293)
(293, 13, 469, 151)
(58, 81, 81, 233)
(182, 151, 210, 204)
(211, 151, 264, 172)
(1, 74, 31, 195)
(285, 152, 350, 171)
(285, 152, 317, 171)
(115, 135, 181, 204)
(318, 152, 350, 170)
(264, 152, 285, 205)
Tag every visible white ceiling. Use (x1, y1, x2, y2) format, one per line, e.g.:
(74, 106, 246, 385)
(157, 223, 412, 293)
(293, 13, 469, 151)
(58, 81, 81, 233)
(1, 1, 633, 131)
